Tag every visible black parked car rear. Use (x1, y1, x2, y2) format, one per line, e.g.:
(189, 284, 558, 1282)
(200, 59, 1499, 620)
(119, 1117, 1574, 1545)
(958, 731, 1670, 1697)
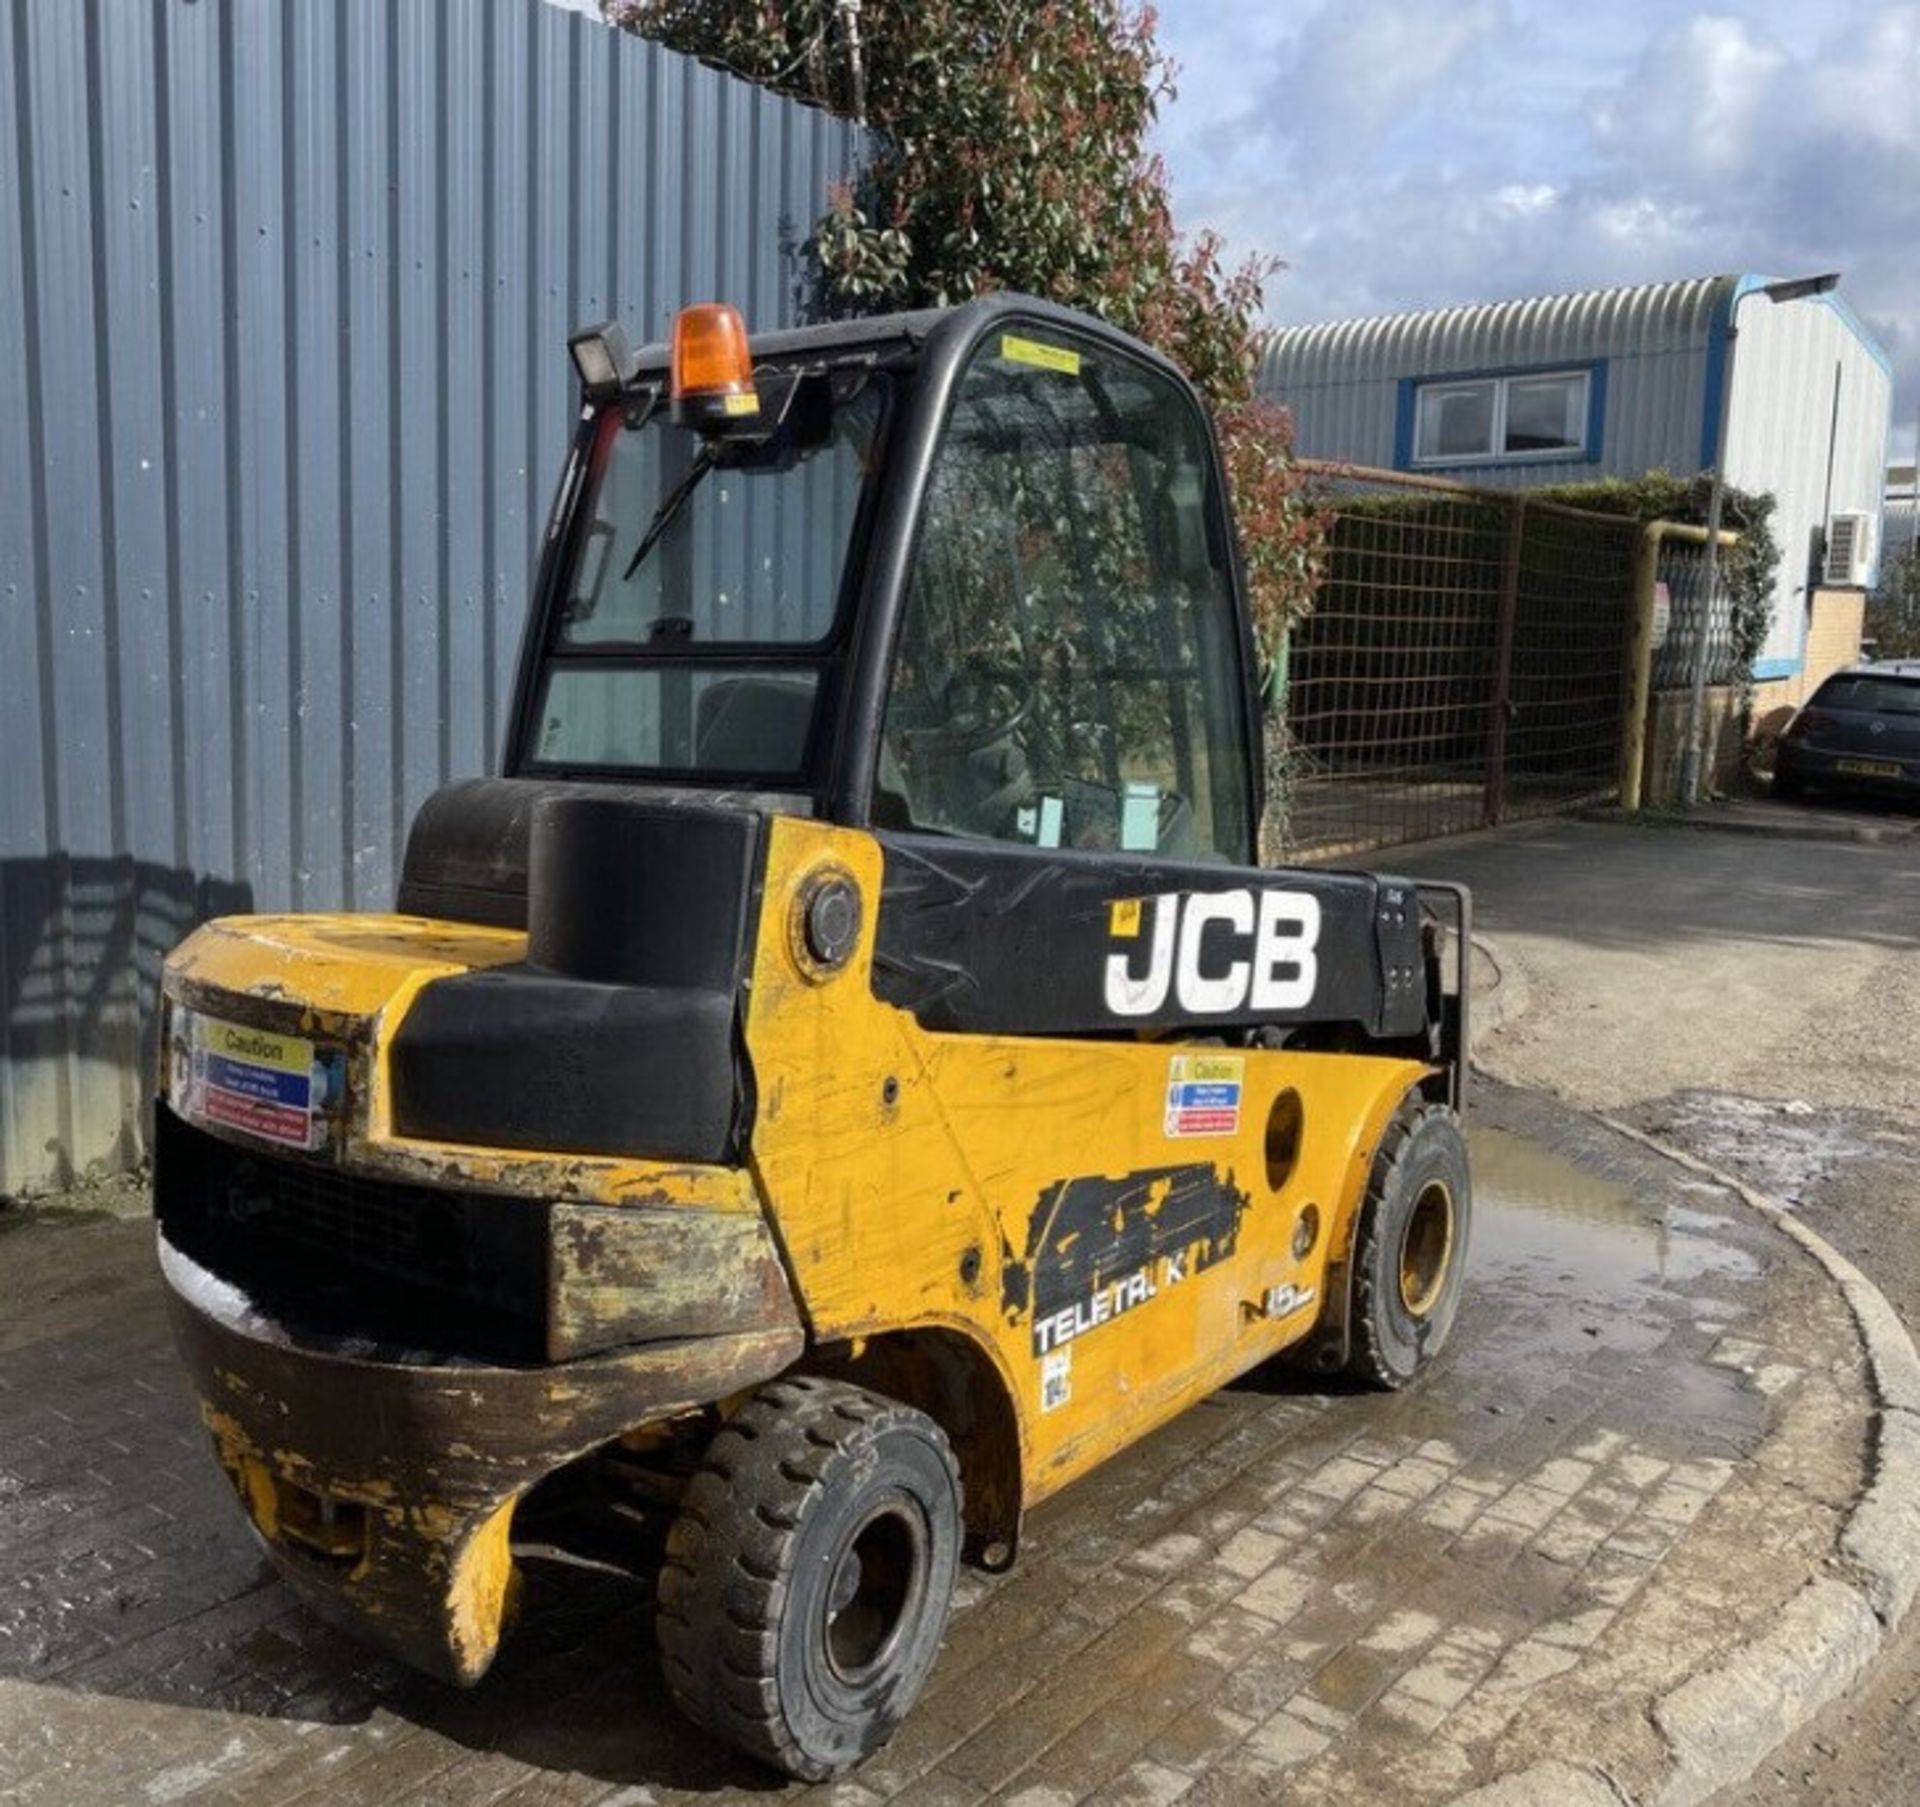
(1775, 663, 1920, 802)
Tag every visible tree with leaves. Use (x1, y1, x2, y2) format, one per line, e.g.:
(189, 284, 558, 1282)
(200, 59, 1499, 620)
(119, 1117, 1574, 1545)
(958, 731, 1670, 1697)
(1866, 538, 1920, 660)
(604, 0, 1325, 683)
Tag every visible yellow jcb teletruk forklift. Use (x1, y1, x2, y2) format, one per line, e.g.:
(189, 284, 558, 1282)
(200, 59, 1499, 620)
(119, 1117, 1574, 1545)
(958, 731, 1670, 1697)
(155, 295, 1472, 1779)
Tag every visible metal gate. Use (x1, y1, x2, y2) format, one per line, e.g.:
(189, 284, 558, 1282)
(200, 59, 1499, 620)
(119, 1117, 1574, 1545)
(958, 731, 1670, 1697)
(1276, 466, 1644, 863)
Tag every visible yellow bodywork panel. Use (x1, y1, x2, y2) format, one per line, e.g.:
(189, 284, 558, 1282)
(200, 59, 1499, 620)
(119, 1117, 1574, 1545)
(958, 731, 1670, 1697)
(166, 913, 525, 1020)
(446, 1500, 520, 1678)
(164, 912, 520, 1145)
(165, 818, 1428, 1520)
(745, 817, 1427, 1507)
(163, 912, 754, 1211)
(368, 1136, 763, 1214)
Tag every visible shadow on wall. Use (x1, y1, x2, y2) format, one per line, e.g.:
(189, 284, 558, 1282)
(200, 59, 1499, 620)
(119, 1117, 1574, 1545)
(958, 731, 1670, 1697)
(0, 857, 253, 1199)
(1749, 704, 1796, 767)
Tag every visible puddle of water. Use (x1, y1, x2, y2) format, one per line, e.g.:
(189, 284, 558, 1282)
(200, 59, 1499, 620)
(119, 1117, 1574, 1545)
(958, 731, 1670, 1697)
(1468, 1126, 1761, 1314)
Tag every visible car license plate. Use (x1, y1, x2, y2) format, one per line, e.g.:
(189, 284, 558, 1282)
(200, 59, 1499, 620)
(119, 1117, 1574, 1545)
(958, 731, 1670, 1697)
(168, 1008, 321, 1150)
(1836, 759, 1900, 778)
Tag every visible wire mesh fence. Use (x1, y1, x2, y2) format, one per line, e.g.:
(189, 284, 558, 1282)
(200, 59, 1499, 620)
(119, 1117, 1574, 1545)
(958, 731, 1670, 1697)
(1650, 535, 1739, 690)
(1275, 465, 1643, 863)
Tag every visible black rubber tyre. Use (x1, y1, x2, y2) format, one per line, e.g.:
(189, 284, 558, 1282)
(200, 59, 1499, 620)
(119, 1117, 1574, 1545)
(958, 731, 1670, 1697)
(1772, 769, 1808, 802)
(657, 1376, 963, 1780)
(1347, 1102, 1472, 1390)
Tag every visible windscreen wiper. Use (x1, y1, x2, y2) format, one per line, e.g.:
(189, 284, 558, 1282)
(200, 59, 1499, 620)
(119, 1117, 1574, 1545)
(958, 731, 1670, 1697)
(622, 446, 718, 583)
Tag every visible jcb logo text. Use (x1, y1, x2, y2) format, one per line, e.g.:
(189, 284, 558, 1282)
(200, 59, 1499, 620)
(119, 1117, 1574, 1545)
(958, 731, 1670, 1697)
(1104, 890, 1321, 1018)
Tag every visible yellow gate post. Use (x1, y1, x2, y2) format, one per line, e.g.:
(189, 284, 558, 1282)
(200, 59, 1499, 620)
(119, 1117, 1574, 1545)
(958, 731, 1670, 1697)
(1622, 521, 1742, 812)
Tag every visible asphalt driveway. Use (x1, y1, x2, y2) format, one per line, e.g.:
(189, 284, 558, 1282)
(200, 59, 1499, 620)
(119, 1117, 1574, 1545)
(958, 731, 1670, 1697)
(1397, 810, 1920, 1807)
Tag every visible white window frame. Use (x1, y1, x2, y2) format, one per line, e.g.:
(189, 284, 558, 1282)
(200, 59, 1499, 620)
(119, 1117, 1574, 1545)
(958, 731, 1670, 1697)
(1411, 367, 1591, 468)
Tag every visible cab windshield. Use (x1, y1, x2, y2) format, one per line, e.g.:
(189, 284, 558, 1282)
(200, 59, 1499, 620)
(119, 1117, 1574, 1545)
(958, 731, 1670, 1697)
(526, 371, 888, 781)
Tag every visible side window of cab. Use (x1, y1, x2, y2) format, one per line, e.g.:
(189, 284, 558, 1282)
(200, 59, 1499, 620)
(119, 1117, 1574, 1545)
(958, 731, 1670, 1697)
(874, 329, 1254, 863)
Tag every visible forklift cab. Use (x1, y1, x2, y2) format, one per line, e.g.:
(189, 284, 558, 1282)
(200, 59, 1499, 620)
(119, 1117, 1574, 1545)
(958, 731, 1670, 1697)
(516, 297, 1259, 865)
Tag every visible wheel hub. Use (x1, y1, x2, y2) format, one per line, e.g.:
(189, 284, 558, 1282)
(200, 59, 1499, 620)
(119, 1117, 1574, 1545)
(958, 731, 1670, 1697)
(1399, 1178, 1455, 1318)
(823, 1501, 924, 1682)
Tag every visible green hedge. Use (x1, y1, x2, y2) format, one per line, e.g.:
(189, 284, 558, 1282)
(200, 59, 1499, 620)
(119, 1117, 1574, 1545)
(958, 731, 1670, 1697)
(1531, 472, 1780, 697)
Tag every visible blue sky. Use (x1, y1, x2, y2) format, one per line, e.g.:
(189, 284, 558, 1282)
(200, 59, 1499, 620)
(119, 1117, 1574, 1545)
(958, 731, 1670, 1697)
(1149, 0, 1920, 462)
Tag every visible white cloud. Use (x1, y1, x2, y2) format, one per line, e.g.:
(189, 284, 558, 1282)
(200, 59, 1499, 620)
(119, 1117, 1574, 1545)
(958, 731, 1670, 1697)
(1805, 6, 1920, 148)
(1152, 0, 1920, 458)
(1264, 0, 1507, 174)
(1492, 183, 1558, 215)
(1590, 15, 1788, 174)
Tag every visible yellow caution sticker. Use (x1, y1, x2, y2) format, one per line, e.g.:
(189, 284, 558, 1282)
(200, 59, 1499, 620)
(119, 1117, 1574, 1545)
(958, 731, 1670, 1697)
(1000, 334, 1082, 377)
(1108, 897, 1143, 939)
(1164, 1053, 1244, 1139)
(722, 391, 762, 417)
(179, 1012, 317, 1149)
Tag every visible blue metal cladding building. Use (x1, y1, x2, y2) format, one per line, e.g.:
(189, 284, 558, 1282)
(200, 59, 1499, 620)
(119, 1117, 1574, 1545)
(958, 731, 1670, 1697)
(0, 0, 863, 1195)
(1260, 276, 1894, 683)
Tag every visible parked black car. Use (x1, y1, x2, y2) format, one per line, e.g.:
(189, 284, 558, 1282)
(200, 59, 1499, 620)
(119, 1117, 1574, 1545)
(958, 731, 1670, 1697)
(1774, 662, 1920, 802)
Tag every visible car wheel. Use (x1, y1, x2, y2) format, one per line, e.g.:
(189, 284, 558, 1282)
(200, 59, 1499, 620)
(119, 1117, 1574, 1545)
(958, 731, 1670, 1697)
(1347, 1102, 1472, 1390)
(658, 1376, 963, 1780)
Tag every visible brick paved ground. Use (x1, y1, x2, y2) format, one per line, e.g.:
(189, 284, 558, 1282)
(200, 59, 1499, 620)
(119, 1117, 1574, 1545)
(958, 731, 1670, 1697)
(0, 1084, 1868, 1805)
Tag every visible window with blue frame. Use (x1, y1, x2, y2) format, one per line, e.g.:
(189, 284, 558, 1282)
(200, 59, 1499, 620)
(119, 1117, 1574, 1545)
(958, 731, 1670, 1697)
(1410, 367, 1594, 467)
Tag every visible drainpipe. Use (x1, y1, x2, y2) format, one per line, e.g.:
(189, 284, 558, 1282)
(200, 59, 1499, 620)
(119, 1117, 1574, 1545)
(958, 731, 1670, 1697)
(1681, 371, 1739, 807)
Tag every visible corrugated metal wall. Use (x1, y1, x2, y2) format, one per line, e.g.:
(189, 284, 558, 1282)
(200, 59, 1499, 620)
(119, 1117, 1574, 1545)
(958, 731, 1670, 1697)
(1258, 277, 1731, 486)
(0, 0, 863, 1195)
(1887, 490, 1920, 562)
(1725, 290, 1892, 672)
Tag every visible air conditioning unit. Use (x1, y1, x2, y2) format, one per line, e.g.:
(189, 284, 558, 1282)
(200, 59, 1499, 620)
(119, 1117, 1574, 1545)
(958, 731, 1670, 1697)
(1823, 510, 1876, 588)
